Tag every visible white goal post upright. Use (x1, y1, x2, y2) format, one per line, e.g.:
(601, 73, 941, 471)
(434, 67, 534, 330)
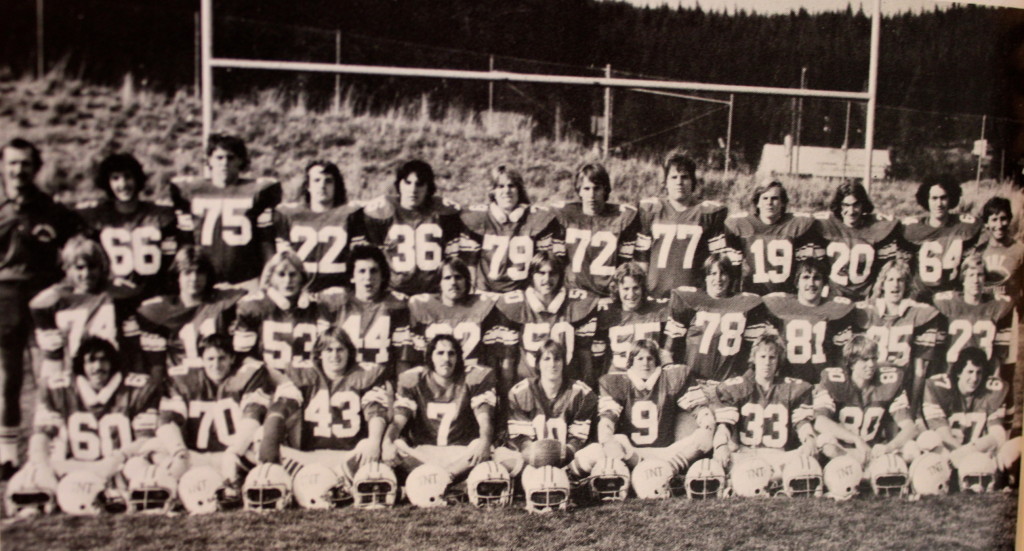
(199, 0, 881, 190)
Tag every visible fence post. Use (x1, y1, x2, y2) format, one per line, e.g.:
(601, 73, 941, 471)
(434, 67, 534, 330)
(334, 30, 342, 113)
(603, 64, 612, 158)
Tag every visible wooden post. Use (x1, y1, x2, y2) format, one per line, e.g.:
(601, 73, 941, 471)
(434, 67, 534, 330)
(603, 64, 612, 158)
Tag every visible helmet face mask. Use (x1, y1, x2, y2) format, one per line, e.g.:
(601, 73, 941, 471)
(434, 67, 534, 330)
(242, 463, 293, 512)
(128, 464, 177, 514)
(957, 451, 997, 494)
(869, 454, 909, 497)
(685, 459, 727, 499)
(467, 461, 512, 507)
(352, 462, 398, 509)
(588, 458, 630, 502)
(5, 464, 59, 516)
(782, 456, 823, 498)
(522, 465, 570, 513)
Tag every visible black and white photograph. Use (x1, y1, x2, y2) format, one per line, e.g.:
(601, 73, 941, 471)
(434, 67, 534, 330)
(0, 0, 1022, 548)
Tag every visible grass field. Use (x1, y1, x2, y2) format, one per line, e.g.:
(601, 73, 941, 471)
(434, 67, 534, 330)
(1, 493, 1017, 551)
(0, 72, 1022, 549)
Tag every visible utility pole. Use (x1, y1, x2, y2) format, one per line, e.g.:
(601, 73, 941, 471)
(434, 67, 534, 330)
(488, 55, 494, 133)
(36, 0, 44, 77)
(864, 0, 882, 192)
(794, 67, 807, 176)
(603, 64, 612, 158)
(201, 0, 213, 150)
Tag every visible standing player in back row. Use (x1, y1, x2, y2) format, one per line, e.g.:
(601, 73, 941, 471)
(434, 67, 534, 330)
(723, 179, 822, 296)
(362, 160, 462, 297)
(552, 163, 641, 298)
(814, 181, 905, 301)
(170, 134, 282, 287)
(634, 154, 728, 298)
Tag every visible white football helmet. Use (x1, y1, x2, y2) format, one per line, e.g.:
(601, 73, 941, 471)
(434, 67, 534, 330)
(243, 463, 293, 511)
(521, 465, 570, 513)
(957, 451, 997, 494)
(868, 453, 909, 497)
(466, 461, 512, 507)
(293, 463, 351, 510)
(781, 455, 823, 498)
(823, 455, 862, 500)
(405, 464, 452, 508)
(588, 457, 631, 502)
(909, 452, 951, 496)
(351, 461, 398, 509)
(129, 463, 178, 514)
(5, 463, 59, 516)
(632, 459, 675, 500)
(685, 458, 727, 499)
(178, 466, 226, 515)
(731, 457, 773, 497)
(57, 470, 109, 516)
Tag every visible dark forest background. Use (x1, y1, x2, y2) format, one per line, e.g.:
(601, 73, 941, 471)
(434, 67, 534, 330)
(2, 0, 1023, 178)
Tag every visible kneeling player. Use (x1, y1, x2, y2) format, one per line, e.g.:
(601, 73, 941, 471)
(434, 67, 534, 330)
(814, 335, 917, 488)
(383, 334, 520, 506)
(714, 333, 818, 496)
(258, 327, 390, 508)
(572, 339, 713, 498)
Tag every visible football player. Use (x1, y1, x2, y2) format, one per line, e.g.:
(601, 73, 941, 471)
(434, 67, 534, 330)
(319, 245, 414, 376)
(0, 138, 83, 477)
(77, 153, 183, 301)
(233, 250, 324, 373)
(670, 252, 770, 383)
(30, 236, 143, 381)
(26, 337, 157, 481)
(854, 258, 942, 414)
(814, 335, 917, 466)
(506, 340, 597, 469)
(383, 334, 519, 479)
(973, 197, 1023, 304)
(154, 333, 274, 489)
(815, 181, 905, 301)
(274, 160, 366, 293)
(259, 327, 390, 486)
(458, 165, 560, 293)
(920, 347, 1008, 470)
(723, 179, 822, 296)
(763, 259, 856, 384)
(169, 134, 282, 287)
(551, 163, 641, 298)
(634, 153, 728, 297)
(902, 175, 982, 302)
(713, 333, 816, 479)
(592, 262, 679, 375)
(491, 251, 599, 389)
(362, 160, 462, 296)
(570, 339, 713, 479)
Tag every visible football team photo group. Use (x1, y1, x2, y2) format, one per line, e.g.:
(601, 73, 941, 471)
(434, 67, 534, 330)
(0, 130, 1020, 524)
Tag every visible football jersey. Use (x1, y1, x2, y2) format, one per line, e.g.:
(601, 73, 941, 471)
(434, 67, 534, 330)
(507, 377, 597, 452)
(490, 287, 599, 385)
(922, 373, 1007, 445)
(763, 293, 856, 384)
(669, 287, 770, 383)
(723, 212, 822, 295)
(598, 364, 706, 448)
(77, 199, 183, 300)
(634, 198, 729, 298)
(34, 372, 158, 461)
(136, 289, 246, 374)
(408, 292, 500, 368)
(551, 201, 641, 297)
(394, 364, 497, 447)
(973, 234, 1024, 303)
(169, 177, 282, 284)
(30, 282, 143, 374)
(814, 212, 905, 301)
(319, 287, 414, 370)
(159, 359, 273, 452)
(0, 189, 83, 287)
(902, 214, 982, 297)
(933, 291, 1015, 366)
(458, 203, 560, 293)
(232, 290, 328, 372)
(270, 363, 392, 451)
(362, 195, 462, 296)
(592, 297, 680, 374)
(853, 299, 942, 371)
(813, 366, 912, 445)
(715, 370, 815, 451)
(274, 203, 367, 292)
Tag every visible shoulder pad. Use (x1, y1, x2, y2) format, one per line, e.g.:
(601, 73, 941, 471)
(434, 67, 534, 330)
(993, 294, 1011, 303)
(388, 290, 410, 302)
(793, 212, 811, 218)
(832, 297, 852, 305)
(124, 373, 150, 388)
(960, 214, 976, 223)
(469, 204, 488, 212)
(721, 376, 745, 386)
(502, 290, 525, 303)
(822, 367, 846, 382)
(510, 379, 531, 393)
(640, 197, 659, 207)
(168, 365, 190, 377)
(76, 199, 101, 209)
(597, 297, 615, 310)
(571, 380, 594, 395)
(409, 293, 433, 304)
(812, 211, 830, 220)
(876, 212, 894, 221)
(465, 364, 493, 384)
(901, 216, 918, 225)
(676, 286, 698, 293)
(48, 373, 71, 389)
(140, 296, 164, 306)
(701, 200, 724, 208)
(932, 291, 955, 301)
(727, 212, 748, 219)
(738, 292, 760, 298)
(551, 200, 569, 209)
(399, 366, 427, 386)
(620, 203, 637, 213)
(439, 197, 462, 210)
(764, 292, 788, 298)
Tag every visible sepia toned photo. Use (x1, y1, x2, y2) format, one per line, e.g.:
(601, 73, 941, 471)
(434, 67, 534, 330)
(0, 0, 1021, 548)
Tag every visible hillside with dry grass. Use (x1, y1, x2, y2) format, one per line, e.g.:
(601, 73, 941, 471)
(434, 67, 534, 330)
(1, 72, 1021, 239)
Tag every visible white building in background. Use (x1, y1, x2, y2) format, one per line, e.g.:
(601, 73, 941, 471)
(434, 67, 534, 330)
(758, 143, 891, 180)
